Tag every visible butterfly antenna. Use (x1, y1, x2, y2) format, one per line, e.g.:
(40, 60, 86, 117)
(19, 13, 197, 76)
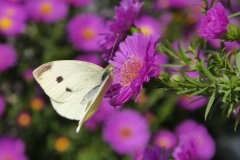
(110, 33, 119, 61)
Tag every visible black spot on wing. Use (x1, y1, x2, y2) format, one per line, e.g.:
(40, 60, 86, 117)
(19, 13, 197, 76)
(66, 87, 72, 92)
(35, 62, 53, 78)
(56, 76, 63, 83)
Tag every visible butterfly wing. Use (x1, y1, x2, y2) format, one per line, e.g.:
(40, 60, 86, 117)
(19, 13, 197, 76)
(33, 60, 104, 103)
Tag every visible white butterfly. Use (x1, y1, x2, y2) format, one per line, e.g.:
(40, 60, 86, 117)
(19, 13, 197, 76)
(33, 60, 114, 133)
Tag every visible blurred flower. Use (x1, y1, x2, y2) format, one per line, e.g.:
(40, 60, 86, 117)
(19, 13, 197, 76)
(0, 2, 26, 36)
(67, 13, 106, 52)
(0, 44, 18, 72)
(55, 136, 70, 152)
(63, 0, 92, 7)
(75, 53, 103, 66)
(17, 111, 31, 127)
(25, 0, 68, 23)
(0, 0, 26, 3)
(136, 90, 148, 105)
(106, 33, 160, 107)
(153, 130, 177, 149)
(199, 2, 229, 40)
(103, 109, 150, 154)
(99, 0, 144, 60)
(144, 112, 156, 123)
(30, 96, 45, 111)
(142, 145, 171, 160)
(0, 136, 27, 160)
(22, 68, 34, 82)
(178, 95, 207, 111)
(174, 119, 215, 159)
(135, 15, 162, 36)
(173, 134, 199, 160)
(153, 0, 202, 10)
(85, 98, 117, 130)
(0, 94, 6, 117)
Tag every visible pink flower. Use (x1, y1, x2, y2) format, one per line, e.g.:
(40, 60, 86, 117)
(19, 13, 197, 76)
(103, 109, 150, 154)
(199, 2, 229, 39)
(106, 33, 160, 107)
(0, 44, 18, 72)
(63, 0, 92, 7)
(67, 13, 106, 51)
(25, 0, 68, 23)
(153, 130, 177, 149)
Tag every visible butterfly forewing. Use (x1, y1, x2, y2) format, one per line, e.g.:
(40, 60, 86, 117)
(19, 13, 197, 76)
(33, 60, 104, 103)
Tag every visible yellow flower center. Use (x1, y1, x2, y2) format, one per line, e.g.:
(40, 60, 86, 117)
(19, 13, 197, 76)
(0, 17, 13, 30)
(31, 97, 44, 111)
(40, 3, 52, 15)
(120, 56, 143, 87)
(82, 28, 95, 40)
(140, 26, 152, 35)
(18, 113, 31, 127)
(156, 138, 171, 148)
(55, 137, 70, 152)
(120, 127, 132, 139)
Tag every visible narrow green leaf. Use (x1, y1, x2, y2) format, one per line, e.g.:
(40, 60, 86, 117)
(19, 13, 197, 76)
(160, 46, 179, 61)
(177, 42, 189, 64)
(234, 110, 240, 131)
(228, 103, 234, 117)
(200, 60, 217, 82)
(165, 40, 178, 54)
(177, 89, 195, 95)
(205, 91, 215, 120)
(189, 87, 208, 97)
(234, 87, 240, 91)
(235, 49, 240, 72)
(180, 69, 203, 87)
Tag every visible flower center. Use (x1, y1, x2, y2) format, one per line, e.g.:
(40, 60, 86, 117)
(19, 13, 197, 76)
(40, 3, 52, 15)
(0, 17, 12, 30)
(3, 155, 13, 160)
(157, 138, 171, 148)
(5, 8, 16, 17)
(82, 28, 95, 40)
(140, 26, 151, 35)
(120, 127, 132, 138)
(120, 56, 143, 87)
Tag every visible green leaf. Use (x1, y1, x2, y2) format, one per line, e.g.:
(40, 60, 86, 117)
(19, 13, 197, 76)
(177, 89, 195, 95)
(234, 87, 240, 91)
(177, 42, 189, 64)
(165, 40, 178, 54)
(228, 103, 234, 117)
(235, 49, 240, 72)
(205, 91, 215, 120)
(180, 69, 203, 87)
(160, 45, 180, 61)
(189, 87, 208, 97)
(200, 60, 217, 82)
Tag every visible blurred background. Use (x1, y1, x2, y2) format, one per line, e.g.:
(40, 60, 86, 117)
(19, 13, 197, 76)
(1, 0, 240, 159)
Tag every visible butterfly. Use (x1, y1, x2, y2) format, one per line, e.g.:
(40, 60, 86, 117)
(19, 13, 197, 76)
(33, 60, 114, 133)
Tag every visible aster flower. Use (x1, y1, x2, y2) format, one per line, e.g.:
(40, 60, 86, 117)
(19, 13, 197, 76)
(0, 94, 6, 117)
(99, 0, 144, 60)
(199, 2, 229, 39)
(23, 68, 34, 82)
(174, 119, 215, 159)
(135, 15, 162, 36)
(103, 109, 150, 154)
(0, 2, 26, 36)
(153, 130, 177, 149)
(142, 145, 171, 160)
(67, 13, 106, 51)
(106, 33, 160, 107)
(0, 136, 27, 160)
(0, 44, 18, 72)
(25, 0, 68, 23)
(178, 94, 207, 111)
(173, 135, 198, 160)
(85, 98, 117, 130)
(63, 0, 92, 7)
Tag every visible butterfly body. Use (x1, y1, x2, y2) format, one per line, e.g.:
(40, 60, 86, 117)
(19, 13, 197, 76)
(33, 60, 113, 133)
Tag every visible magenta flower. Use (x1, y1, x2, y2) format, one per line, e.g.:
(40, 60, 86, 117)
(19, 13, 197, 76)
(25, 0, 68, 23)
(0, 2, 26, 36)
(174, 119, 215, 159)
(142, 146, 171, 160)
(103, 109, 150, 154)
(199, 2, 229, 39)
(99, 0, 144, 60)
(63, 0, 92, 7)
(106, 33, 160, 107)
(0, 94, 5, 117)
(153, 130, 177, 149)
(75, 53, 103, 67)
(22, 68, 34, 82)
(135, 15, 162, 36)
(85, 98, 117, 130)
(0, 44, 18, 72)
(173, 134, 199, 160)
(67, 13, 106, 52)
(0, 136, 27, 160)
(178, 95, 208, 111)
